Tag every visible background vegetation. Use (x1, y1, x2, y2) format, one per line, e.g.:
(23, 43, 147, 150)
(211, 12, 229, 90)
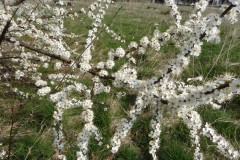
(0, 2, 239, 160)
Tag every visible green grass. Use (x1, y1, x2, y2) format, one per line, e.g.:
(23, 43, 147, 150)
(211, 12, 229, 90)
(115, 145, 140, 160)
(1, 2, 240, 160)
(157, 140, 193, 160)
(13, 134, 54, 160)
(20, 97, 54, 131)
(132, 116, 152, 159)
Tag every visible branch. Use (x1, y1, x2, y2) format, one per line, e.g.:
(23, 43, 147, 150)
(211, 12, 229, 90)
(2, 0, 7, 13)
(5, 37, 116, 83)
(0, 8, 19, 46)
(0, 56, 22, 59)
(0, 21, 11, 46)
(10, 0, 26, 6)
(88, 69, 115, 80)
(220, 4, 237, 18)
(5, 38, 72, 64)
(204, 82, 229, 95)
(160, 81, 231, 105)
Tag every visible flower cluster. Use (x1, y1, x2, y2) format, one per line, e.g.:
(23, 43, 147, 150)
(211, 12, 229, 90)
(93, 77, 110, 94)
(103, 24, 126, 43)
(0, 143, 6, 160)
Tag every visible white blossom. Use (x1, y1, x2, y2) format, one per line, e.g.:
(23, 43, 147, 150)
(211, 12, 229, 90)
(15, 70, 24, 80)
(37, 87, 51, 96)
(115, 47, 125, 58)
(229, 79, 240, 94)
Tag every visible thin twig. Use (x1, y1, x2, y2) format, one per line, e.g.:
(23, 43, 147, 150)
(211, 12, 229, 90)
(0, 8, 19, 46)
(23, 120, 47, 160)
(2, 0, 7, 13)
(0, 56, 22, 59)
(10, 0, 26, 6)
(7, 106, 15, 160)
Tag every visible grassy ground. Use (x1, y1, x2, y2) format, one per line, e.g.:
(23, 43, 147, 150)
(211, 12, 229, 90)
(0, 2, 240, 160)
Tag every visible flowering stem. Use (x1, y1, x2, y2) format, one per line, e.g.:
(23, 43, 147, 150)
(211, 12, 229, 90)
(5, 38, 72, 64)
(204, 82, 229, 95)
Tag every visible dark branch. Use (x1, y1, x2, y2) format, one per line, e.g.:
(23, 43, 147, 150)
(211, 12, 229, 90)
(160, 82, 231, 105)
(0, 56, 22, 59)
(204, 82, 230, 95)
(0, 8, 19, 46)
(10, 0, 26, 6)
(0, 21, 11, 46)
(2, 0, 7, 13)
(5, 38, 72, 64)
(220, 4, 237, 18)
(88, 70, 115, 80)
